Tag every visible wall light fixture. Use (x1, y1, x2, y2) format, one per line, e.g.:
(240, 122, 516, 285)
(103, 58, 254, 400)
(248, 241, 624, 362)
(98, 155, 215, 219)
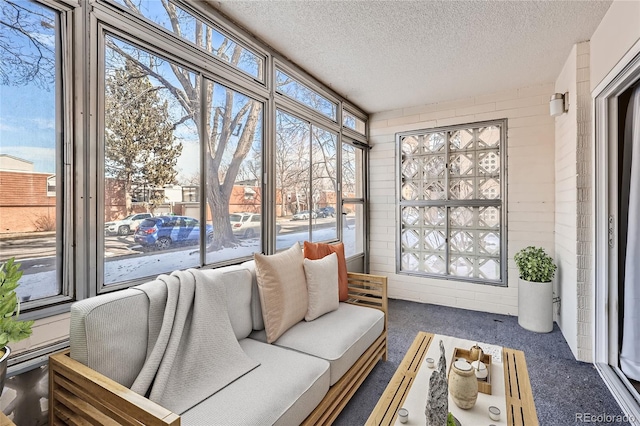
(550, 92, 569, 117)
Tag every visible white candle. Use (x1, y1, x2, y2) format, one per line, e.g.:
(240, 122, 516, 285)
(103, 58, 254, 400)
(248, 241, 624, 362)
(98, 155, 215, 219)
(398, 408, 409, 423)
(488, 406, 501, 421)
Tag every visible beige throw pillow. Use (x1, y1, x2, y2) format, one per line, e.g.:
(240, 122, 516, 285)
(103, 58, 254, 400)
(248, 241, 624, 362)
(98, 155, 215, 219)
(303, 252, 340, 321)
(254, 242, 308, 343)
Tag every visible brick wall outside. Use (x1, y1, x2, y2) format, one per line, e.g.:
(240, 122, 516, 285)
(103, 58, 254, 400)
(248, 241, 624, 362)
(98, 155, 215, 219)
(0, 171, 56, 233)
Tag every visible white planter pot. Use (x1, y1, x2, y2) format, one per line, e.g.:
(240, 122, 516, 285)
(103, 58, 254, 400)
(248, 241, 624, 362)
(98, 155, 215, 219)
(518, 277, 553, 333)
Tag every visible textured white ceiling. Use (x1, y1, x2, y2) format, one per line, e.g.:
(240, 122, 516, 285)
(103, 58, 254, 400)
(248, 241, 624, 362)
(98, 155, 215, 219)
(212, 0, 612, 114)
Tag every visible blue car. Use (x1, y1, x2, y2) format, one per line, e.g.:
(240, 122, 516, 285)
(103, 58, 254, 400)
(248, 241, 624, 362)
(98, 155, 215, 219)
(134, 215, 213, 250)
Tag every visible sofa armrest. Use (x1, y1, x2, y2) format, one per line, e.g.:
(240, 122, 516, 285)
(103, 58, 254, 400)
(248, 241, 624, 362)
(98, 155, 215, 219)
(346, 272, 388, 334)
(49, 350, 180, 426)
(346, 272, 388, 314)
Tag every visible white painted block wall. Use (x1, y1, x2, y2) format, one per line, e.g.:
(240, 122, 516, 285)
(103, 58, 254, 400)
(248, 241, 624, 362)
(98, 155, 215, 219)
(369, 84, 555, 316)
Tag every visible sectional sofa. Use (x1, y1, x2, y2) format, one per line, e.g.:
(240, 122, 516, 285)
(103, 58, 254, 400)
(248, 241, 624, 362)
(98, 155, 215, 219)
(48, 258, 387, 425)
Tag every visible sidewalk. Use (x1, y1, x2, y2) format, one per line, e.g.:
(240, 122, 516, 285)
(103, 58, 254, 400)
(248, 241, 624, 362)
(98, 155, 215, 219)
(0, 231, 56, 241)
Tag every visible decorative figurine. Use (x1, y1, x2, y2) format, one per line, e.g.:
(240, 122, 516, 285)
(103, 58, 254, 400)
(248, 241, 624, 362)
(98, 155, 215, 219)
(425, 340, 448, 426)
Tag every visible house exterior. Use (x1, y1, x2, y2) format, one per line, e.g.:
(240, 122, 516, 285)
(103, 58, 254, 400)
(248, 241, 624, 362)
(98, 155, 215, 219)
(0, 155, 56, 233)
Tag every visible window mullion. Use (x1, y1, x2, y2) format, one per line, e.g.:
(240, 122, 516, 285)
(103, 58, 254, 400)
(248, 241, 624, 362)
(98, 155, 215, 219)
(445, 130, 451, 277)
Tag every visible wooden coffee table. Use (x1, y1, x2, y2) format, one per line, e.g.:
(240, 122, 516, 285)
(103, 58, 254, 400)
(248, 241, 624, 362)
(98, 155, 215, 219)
(366, 332, 539, 426)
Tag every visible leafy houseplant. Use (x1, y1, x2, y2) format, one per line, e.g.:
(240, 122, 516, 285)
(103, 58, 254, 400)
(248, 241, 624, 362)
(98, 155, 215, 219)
(514, 246, 557, 282)
(0, 258, 34, 353)
(0, 258, 34, 395)
(514, 246, 557, 333)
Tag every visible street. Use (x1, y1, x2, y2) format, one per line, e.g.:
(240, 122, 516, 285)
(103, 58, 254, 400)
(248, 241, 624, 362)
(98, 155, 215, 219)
(0, 216, 354, 273)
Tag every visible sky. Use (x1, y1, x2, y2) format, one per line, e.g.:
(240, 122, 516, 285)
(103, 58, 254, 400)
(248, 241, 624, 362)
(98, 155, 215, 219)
(0, 0, 57, 173)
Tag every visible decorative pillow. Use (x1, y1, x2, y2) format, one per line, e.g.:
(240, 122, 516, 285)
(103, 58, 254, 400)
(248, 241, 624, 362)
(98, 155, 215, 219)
(303, 241, 348, 301)
(303, 253, 339, 321)
(254, 242, 308, 343)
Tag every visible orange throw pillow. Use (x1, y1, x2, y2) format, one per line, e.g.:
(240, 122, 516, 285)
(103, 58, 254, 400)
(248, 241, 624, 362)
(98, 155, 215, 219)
(303, 241, 348, 301)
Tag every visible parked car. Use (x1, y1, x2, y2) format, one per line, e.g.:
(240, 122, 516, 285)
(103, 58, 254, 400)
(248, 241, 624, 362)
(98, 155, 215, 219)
(230, 213, 260, 238)
(315, 206, 336, 218)
(230, 213, 281, 238)
(105, 213, 153, 236)
(291, 210, 317, 220)
(134, 215, 213, 250)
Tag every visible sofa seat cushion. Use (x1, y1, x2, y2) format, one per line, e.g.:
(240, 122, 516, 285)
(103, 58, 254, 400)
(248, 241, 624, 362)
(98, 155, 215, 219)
(181, 338, 330, 426)
(251, 303, 384, 385)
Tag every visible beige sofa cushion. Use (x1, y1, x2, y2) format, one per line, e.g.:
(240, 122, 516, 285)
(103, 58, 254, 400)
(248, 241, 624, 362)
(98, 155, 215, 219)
(69, 285, 155, 388)
(181, 338, 330, 426)
(254, 242, 308, 343)
(251, 303, 384, 385)
(303, 253, 339, 321)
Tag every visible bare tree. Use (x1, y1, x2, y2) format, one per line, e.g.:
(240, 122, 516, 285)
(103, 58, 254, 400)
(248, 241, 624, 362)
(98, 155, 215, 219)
(275, 111, 311, 216)
(0, 0, 55, 88)
(109, 1, 262, 250)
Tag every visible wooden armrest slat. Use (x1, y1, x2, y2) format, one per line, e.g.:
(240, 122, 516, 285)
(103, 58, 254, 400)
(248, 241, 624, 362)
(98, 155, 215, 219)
(50, 352, 180, 426)
(347, 294, 385, 305)
(54, 387, 121, 426)
(53, 404, 92, 426)
(54, 375, 137, 426)
(348, 287, 383, 297)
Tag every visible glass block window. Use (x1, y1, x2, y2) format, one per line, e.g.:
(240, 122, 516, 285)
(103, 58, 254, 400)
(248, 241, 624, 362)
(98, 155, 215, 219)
(397, 120, 506, 285)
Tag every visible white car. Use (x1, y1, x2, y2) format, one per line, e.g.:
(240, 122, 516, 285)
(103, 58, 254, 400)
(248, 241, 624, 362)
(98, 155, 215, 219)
(105, 213, 153, 236)
(291, 210, 317, 220)
(230, 213, 281, 238)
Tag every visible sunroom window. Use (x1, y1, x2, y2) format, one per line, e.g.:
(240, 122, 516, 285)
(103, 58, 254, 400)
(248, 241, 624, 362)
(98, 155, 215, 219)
(0, 0, 67, 303)
(398, 120, 506, 285)
(109, 0, 264, 80)
(275, 69, 337, 121)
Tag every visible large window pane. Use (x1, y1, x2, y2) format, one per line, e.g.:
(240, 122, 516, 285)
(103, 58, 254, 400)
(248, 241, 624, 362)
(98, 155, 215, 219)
(342, 141, 365, 258)
(103, 35, 201, 285)
(311, 126, 337, 242)
(0, 0, 61, 301)
(342, 143, 364, 198)
(276, 70, 337, 120)
(112, 0, 264, 80)
(204, 80, 263, 264)
(343, 203, 364, 257)
(275, 110, 310, 250)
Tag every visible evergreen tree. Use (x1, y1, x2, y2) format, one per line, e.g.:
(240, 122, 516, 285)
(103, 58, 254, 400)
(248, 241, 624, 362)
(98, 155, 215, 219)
(104, 60, 182, 213)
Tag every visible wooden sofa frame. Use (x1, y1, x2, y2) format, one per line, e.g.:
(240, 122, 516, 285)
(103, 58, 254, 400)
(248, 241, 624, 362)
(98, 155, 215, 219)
(49, 272, 388, 426)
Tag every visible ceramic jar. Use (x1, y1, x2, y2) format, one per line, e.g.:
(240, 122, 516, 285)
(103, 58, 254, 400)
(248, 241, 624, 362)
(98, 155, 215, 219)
(448, 360, 478, 409)
(469, 344, 483, 361)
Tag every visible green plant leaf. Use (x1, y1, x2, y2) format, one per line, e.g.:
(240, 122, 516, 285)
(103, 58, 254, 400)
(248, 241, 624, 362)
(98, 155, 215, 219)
(514, 246, 557, 282)
(0, 258, 33, 348)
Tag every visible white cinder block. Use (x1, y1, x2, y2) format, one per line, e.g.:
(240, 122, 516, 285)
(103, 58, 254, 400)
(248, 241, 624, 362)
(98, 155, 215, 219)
(495, 96, 544, 111)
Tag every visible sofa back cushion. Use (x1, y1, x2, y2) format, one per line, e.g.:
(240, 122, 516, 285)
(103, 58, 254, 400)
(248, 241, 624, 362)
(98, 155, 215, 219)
(70, 265, 256, 388)
(303, 241, 349, 301)
(241, 260, 265, 331)
(70, 286, 153, 388)
(254, 242, 308, 343)
(196, 265, 253, 339)
(303, 253, 339, 321)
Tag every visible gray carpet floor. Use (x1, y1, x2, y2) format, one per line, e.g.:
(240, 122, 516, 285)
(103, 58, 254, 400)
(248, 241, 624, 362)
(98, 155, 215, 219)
(334, 299, 631, 425)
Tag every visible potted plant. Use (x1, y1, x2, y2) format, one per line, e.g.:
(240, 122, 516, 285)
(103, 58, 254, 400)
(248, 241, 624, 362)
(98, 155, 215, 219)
(514, 246, 557, 333)
(0, 258, 34, 394)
